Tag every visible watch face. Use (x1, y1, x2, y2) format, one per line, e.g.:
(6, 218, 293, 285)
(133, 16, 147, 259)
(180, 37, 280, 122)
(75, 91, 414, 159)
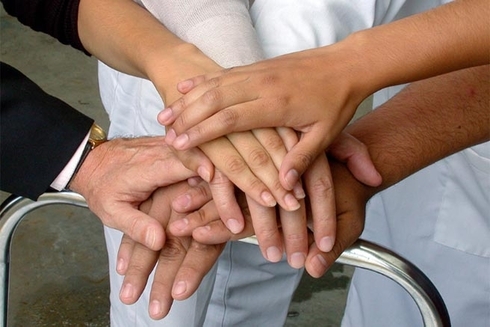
(90, 123, 107, 147)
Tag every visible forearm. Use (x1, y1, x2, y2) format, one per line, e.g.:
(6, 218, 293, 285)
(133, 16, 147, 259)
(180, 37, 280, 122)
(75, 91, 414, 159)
(337, 0, 489, 97)
(347, 64, 490, 196)
(77, 0, 201, 80)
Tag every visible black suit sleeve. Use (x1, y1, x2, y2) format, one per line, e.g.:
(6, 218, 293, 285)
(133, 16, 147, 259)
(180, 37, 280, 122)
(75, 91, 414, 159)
(0, 62, 94, 199)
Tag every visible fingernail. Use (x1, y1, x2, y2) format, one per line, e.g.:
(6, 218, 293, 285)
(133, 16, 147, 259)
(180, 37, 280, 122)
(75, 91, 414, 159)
(116, 258, 127, 274)
(261, 191, 277, 207)
(293, 182, 305, 199)
(197, 166, 211, 183)
(149, 300, 162, 317)
(290, 252, 306, 269)
(226, 219, 243, 234)
(314, 254, 329, 271)
(284, 194, 301, 211)
(120, 283, 134, 300)
(159, 108, 173, 125)
(165, 129, 176, 144)
(285, 169, 299, 190)
(145, 230, 156, 249)
(171, 218, 189, 231)
(173, 281, 187, 296)
(187, 176, 202, 186)
(266, 246, 283, 262)
(174, 194, 191, 210)
(194, 225, 212, 235)
(319, 236, 334, 252)
(178, 79, 193, 91)
(173, 133, 189, 149)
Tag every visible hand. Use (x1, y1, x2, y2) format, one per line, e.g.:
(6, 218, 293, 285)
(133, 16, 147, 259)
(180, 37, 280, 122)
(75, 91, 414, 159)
(305, 158, 372, 277)
(171, 132, 381, 273)
(327, 132, 382, 187)
(69, 136, 207, 251)
(172, 174, 309, 267)
(158, 42, 372, 191)
(116, 180, 225, 320)
(148, 44, 300, 216)
(158, 55, 306, 256)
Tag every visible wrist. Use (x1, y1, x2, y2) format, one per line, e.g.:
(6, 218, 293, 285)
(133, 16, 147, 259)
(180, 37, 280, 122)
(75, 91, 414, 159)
(145, 43, 218, 103)
(67, 123, 107, 192)
(341, 30, 390, 97)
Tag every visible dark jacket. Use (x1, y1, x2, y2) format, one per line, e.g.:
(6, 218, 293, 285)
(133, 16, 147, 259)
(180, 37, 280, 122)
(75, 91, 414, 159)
(0, 62, 93, 199)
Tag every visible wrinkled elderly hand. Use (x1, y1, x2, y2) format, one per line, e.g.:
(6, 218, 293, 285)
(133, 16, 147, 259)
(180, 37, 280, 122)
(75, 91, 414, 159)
(116, 180, 229, 320)
(69, 137, 209, 251)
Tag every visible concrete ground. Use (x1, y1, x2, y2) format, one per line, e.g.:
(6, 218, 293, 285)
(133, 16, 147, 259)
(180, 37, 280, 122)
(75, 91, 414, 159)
(0, 6, 372, 326)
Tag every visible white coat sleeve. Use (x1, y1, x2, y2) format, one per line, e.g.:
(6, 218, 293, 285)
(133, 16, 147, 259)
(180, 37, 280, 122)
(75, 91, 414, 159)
(135, 0, 265, 67)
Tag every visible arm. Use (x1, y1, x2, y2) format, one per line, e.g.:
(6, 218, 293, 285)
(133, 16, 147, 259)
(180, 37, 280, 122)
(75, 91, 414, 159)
(159, 0, 489, 189)
(1, 0, 87, 53)
(307, 64, 490, 276)
(0, 62, 210, 252)
(0, 62, 93, 199)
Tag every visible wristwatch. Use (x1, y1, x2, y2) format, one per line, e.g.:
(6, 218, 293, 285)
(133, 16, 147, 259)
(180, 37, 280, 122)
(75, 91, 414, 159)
(67, 123, 107, 188)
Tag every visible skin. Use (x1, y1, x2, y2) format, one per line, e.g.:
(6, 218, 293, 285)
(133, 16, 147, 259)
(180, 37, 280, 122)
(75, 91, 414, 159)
(117, 64, 489, 320)
(115, 130, 380, 319)
(159, 0, 490, 194)
(77, 0, 325, 261)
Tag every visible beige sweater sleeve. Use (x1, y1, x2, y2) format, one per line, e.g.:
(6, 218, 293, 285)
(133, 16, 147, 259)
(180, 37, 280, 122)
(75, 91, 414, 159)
(135, 0, 265, 67)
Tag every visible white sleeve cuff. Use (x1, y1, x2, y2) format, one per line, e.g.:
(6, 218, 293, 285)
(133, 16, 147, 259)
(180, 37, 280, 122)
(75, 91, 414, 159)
(50, 132, 90, 191)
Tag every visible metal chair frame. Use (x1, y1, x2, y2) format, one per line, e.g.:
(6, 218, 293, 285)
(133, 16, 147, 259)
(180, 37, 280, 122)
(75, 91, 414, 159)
(0, 192, 451, 326)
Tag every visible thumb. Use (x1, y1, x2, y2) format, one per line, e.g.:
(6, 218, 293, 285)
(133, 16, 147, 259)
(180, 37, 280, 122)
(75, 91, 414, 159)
(328, 132, 382, 187)
(279, 130, 326, 190)
(108, 206, 166, 251)
(177, 75, 207, 94)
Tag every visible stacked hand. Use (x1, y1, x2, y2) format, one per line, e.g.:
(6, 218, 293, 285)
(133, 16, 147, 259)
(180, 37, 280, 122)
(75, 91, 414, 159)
(110, 131, 380, 321)
(153, 51, 338, 267)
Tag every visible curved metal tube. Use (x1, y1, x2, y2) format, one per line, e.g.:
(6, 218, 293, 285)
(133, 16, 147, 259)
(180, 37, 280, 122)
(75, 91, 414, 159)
(0, 192, 450, 327)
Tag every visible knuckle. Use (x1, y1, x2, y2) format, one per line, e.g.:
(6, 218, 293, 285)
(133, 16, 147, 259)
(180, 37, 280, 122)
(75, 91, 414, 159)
(261, 133, 285, 153)
(127, 262, 148, 275)
(247, 148, 271, 168)
(207, 76, 222, 88)
(175, 112, 190, 130)
(309, 176, 333, 194)
(217, 108, 239, 129)
(295, 152, 315, 171)
(202, 88, 222, 106)
(223, 155, 247, 175)
(246, 177, 267, 195)
(256, 226, 280, 241)
(160, 238, 186, 260)
(168, 96, 189, 118)
(284, 232, 307, 244)
(194, 208, 209, 225)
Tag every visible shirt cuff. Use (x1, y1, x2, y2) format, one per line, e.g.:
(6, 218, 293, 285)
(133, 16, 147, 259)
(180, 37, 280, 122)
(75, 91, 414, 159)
(50, 132, 90, 191)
